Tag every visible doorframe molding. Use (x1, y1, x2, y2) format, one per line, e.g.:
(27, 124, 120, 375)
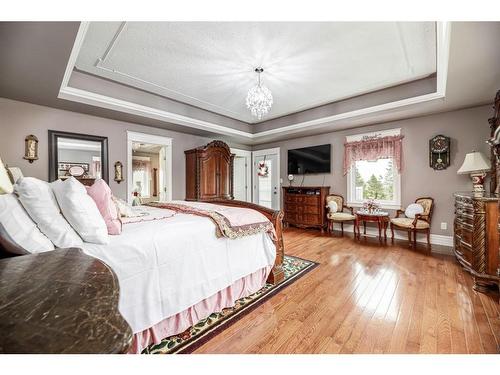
(231, 148, 252, 202)
(252, 147, 281, 209)
(126, 131, 172, 204)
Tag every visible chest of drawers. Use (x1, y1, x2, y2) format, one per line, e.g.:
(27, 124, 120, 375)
(454, 193, 500, 293)
(282, 186, 330, 232)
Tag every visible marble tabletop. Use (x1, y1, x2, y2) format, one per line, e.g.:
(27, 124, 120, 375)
(0, 248, 133, 353)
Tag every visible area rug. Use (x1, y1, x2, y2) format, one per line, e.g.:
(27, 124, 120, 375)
(142, 255, 318, 354)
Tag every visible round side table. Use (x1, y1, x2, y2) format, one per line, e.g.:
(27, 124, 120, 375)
(354, 210, 390, 241)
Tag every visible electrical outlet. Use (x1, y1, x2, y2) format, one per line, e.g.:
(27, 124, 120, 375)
(441, 222, 447, 230)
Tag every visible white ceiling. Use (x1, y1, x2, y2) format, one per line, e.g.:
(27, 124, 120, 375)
(76, 22, 437, 124)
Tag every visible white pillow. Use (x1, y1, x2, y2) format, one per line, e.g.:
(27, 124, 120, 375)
(0, 157, 13, 194)
(0, 193, 54, 253)
(15, 177, 83, 248)
(51, 177, 109, 244)
(405, 203, 424, 219)
(327, 200, 338, 213)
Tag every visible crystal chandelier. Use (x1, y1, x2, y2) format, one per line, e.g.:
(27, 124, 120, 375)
(246, 67, 273, 120)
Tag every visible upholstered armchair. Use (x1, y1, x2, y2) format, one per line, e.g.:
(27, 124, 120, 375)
(326, 194, 355, 236)
(390, 197, 434, 249)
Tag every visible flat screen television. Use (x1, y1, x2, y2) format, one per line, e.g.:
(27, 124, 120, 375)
(288, 144, 331, 174)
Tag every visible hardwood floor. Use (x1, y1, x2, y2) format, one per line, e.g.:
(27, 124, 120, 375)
(193, 228, 500, 354)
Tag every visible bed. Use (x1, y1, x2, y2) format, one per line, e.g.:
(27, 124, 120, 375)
(0, 195, 284, 353)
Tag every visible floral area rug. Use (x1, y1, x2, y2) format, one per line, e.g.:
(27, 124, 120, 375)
(143, 255, 318, 354)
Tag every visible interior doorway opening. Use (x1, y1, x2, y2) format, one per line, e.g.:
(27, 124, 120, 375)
(231, 148, 252, 202)
(127, 132, 172, 205)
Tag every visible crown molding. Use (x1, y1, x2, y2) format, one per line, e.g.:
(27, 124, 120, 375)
(58, 22, 451, 143)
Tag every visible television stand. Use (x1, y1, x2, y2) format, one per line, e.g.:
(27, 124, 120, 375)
(282, 186, 330, 232)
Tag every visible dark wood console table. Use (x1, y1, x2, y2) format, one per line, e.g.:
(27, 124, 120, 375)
(0, 248, 132, 353)
(282, 186, 330, 232)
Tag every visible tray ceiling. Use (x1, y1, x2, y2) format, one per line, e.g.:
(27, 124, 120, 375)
(75, 22, 437, 124)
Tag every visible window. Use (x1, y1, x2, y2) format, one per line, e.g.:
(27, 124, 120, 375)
(346, 129, 401, 209)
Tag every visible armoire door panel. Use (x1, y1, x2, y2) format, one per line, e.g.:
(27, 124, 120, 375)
(200, 154, 219, 199)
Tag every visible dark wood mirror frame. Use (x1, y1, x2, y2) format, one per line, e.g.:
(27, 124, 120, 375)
(48, 130, 109, 183)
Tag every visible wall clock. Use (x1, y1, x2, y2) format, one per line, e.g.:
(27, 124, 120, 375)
(429, 135, 450, 170)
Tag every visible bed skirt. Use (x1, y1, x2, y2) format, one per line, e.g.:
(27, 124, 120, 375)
(128, 265, 272, 354)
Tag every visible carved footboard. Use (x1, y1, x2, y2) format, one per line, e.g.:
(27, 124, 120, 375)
(211, 200, 285, 285)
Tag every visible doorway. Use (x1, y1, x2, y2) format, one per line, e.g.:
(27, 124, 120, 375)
(231, 148, 252, 202)
(127, 132, 172, 205)
(252, 148, 280, 209)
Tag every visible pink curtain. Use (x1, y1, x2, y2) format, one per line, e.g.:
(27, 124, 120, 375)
(343, 135, 404, 175)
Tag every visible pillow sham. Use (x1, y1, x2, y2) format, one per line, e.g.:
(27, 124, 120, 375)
(405, 203, 424, 219)
(86, 179, 122, 235)
(0, 193, 54, 253)
(113, 196, 141, 218)
(51, 177, 109, 244)
(0, 157, 13, 194)
(15, 177, 83, 248)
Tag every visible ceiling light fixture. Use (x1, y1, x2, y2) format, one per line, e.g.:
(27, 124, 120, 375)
(246, 67, 273, 120)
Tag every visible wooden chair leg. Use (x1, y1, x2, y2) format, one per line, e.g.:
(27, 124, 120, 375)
(341, 222, 344, 236)
(390, 223, 394, 242)
(413, 230, 417, 249)
(407, 230, 412, 247)
(426, 229, 431, 251)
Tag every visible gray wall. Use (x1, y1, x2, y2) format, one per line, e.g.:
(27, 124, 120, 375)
(254, 105, 492, 237)
(0, 97, 221, 200)
(0, 97, 493, 238)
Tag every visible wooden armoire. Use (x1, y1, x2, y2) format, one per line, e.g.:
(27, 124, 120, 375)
(185, 140, 234, 201)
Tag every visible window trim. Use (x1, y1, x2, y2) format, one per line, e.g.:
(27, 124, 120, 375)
(346, 128, 402, 210)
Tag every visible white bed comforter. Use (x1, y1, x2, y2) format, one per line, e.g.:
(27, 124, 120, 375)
(81, 206, 276, 333)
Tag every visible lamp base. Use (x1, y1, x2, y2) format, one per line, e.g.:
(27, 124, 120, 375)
(470, 172, 486, 196)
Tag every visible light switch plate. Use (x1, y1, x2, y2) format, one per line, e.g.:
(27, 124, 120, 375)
(441, 222, 447, 230)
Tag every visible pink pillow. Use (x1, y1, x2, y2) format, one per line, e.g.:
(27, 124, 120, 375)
(86, 179, 122, 235)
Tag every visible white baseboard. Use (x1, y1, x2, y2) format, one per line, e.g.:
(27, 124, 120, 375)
(336, 223, 453, 255)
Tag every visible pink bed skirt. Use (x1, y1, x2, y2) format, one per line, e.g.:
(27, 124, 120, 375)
(128, 266, 272, 353)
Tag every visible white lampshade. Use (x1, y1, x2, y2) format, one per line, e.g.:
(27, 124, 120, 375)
(457, 151, 491, 174)
(0, 157, 14, 195)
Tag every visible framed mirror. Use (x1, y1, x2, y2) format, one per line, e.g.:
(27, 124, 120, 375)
(48, 130, 109, 185)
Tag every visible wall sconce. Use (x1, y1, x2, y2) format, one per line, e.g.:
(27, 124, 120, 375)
(23, 135, 39, 163)
(114, 161, 124, 184)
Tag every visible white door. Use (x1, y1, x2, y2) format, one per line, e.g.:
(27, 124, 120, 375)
(253, 149, 280, 209)
(231, 148, 252, 202)
(233, 156, 248, 201)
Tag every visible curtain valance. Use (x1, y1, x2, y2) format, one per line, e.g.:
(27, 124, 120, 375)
(343, 134, 404, 175)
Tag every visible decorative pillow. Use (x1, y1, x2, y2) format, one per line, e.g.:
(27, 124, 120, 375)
(0, 157, 13, 194)
(15, 177, 83, 248)
(0, 193, 54, 253)
(327, 200, 338, 213)
(51, 177, 109, 244)
(113, 196, 141, 218)
(405, 203, 424, 219)
(86, 179, 122, 235)
(8, 167, 24, 184)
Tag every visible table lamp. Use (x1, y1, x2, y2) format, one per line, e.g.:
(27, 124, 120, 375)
(457, 151, 491, 195)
